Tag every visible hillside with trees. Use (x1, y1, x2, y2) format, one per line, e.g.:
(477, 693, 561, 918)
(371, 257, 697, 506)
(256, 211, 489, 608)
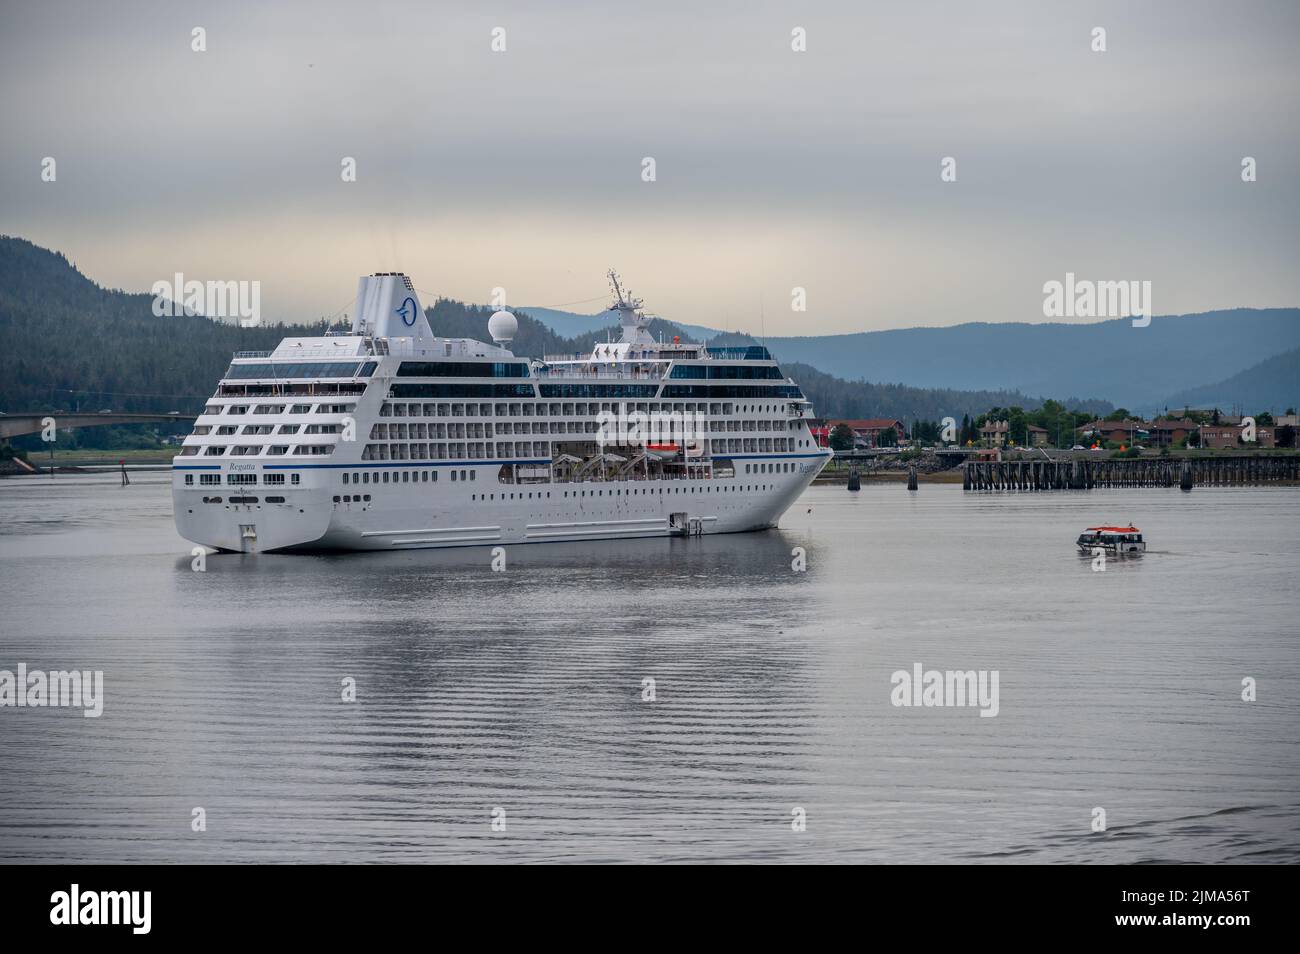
(1163, 346, 1300, 412)
(1, 235, 1111, 451)
(785, 362, 1109, 428)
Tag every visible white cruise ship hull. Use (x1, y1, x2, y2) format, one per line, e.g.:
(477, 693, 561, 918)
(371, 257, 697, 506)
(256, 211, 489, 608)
(172, 271, 834, 556)
(174, 455, 828, 553)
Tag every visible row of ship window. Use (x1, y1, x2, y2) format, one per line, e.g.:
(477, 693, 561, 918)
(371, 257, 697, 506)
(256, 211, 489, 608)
(465, 484, 777, 501)
(199, 496, 292, 504)
(179, 438, 809, 460)
(201, 402, 355, 416)
(377, 401, 790, 417)
(193, 423, 339, 436)
(186, 417, 792, 445)
(359, 438, 795, 461)
(198, 398, 796, 420)
(184, 460, 798, 490)
(183, 473, 302, 486)
(202, 482, 786, 507)
(178, 444, 334, 457)
(383, 383, 802, 400)
(180, 471, 468, 487)
(322, 484, 781, 504)
(216, 383, 367, 398)
(343, 470, 467, 484)
(369, 420, 788, 438)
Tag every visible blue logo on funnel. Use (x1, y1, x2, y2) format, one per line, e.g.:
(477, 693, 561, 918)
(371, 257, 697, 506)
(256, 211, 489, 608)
(396, 296, 418, 327)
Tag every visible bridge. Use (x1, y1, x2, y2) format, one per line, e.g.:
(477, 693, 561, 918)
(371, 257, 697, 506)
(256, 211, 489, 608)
(0, 412, 196, 441)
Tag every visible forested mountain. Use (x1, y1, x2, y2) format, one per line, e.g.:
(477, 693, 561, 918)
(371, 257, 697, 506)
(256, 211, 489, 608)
(0, 236, 317, 414)
(784, 362, 1110, 423)
(1163, 346, 1300, 413)
(0, 235, 1109, 436)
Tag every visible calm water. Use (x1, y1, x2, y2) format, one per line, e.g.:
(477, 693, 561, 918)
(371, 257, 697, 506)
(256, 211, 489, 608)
(1, 470, 1297, 863)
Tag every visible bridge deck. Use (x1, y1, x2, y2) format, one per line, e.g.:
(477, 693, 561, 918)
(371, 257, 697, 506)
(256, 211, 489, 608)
(0, 413, 196, 440)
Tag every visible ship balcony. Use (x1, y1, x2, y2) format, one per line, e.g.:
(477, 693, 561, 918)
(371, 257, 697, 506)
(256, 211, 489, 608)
(534, 365, 664, 381)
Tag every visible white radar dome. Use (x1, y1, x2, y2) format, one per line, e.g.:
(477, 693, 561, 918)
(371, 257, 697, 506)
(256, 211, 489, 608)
(488, 309, 517, 344)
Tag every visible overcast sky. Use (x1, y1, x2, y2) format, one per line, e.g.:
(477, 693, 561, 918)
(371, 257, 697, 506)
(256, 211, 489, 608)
(1, 0, 1297, 334)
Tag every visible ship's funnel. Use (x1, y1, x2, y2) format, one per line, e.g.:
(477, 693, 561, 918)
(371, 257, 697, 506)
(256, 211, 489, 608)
(351, 273, 432, 339)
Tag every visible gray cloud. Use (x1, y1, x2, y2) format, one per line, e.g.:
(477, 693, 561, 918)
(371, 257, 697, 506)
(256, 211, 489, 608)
(1, 0, 1297, 332)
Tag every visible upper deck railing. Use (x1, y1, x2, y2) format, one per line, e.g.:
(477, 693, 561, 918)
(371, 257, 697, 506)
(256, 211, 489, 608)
(541, 344, 773, 364)
(704, 345, 773, 361)
(533, 365, 663, 381)
(541, 351, 698, 363)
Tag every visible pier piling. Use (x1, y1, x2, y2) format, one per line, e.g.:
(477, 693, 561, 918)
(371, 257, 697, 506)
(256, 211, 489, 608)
(962, 455, 1297, 491)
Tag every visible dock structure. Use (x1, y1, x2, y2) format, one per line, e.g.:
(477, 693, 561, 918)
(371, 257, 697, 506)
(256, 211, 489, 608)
(962, 455, 1300, 491)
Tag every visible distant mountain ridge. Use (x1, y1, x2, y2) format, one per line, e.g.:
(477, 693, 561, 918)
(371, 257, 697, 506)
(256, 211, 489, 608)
(1, 235, 1097, 424)
(760, 312, 1300, 413)
(4, 235, 1282, 424)
(1165, 346, 1300, 412)
(782, 362, 1110, 423)
(518, 305, 720, 342)
(520, 303, 1300, 413)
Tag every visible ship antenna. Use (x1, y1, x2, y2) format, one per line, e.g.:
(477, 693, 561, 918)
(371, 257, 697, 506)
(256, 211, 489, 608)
(607, 269, 642, 311)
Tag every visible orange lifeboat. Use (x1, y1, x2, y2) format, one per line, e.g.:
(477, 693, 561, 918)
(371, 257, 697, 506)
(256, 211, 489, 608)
(645, 443, 680, 461)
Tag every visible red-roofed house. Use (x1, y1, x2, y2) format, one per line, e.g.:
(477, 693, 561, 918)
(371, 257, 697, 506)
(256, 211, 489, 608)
(1078, 419, 1142, 445)
(820, 418, 905, 448)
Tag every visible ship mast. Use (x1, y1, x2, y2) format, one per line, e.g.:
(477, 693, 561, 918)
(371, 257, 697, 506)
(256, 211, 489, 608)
(607, 269, 653, 344)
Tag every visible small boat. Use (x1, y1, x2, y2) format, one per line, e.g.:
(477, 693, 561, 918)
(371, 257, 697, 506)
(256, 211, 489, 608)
(1077, 526, 1145, 554)
(645, 443, 680, 461)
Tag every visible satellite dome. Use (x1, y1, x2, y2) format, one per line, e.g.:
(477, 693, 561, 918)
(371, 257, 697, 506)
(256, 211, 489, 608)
(488, 309, 517, 344)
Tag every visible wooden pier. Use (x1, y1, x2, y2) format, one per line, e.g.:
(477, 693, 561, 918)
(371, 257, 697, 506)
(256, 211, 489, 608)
(962, 455, 1300, 491)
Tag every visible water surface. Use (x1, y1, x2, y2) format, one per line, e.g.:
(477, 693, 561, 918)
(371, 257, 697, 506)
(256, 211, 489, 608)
(1, 471, 1297, 863)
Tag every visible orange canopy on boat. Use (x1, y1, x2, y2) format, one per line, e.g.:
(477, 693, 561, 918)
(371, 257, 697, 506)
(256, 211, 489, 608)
(1086, 526, 1140, 533)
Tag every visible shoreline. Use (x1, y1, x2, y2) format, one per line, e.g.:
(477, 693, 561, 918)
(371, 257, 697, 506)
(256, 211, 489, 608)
(815, 470, 965, 484)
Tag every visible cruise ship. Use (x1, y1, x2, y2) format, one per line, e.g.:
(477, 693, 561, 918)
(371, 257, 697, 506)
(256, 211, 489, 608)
(172, 272, 832, 552)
